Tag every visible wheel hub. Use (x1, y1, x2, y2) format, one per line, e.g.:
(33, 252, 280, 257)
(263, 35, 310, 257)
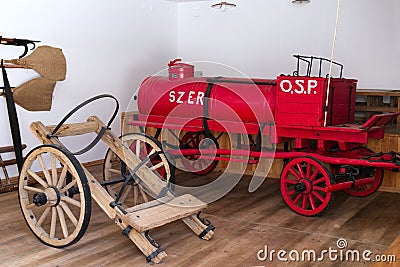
(33, 186, 61, 207)
(33, 192, 47, 207)
(295, 179, 312, 194)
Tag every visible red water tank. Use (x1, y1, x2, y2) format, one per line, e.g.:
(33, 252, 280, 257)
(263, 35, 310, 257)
(137, 75, 276, 124)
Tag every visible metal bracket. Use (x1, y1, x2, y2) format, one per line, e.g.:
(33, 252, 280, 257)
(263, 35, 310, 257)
(196, 211, 215, 239)
(145, 230, 161, 248)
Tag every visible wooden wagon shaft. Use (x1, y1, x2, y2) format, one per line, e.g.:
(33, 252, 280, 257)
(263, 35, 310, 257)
(88, 116, 172, 197)
(88, 116, 214, 240)
(46, 121, 99, 137)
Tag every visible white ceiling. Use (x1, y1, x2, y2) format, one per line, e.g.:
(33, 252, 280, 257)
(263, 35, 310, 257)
(164, 0, 210, 2)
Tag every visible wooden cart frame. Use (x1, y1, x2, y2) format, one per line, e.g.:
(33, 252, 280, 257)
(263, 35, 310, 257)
(18, 115, 214, 263)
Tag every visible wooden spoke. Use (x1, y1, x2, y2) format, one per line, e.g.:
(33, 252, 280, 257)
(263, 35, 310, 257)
(36, 206, 51, 227)
(61, 195, 81, 207)
(26, 203, 37, 209)
(306, 162, 312, 178)
(108, 184, 121, 194)
(150, 161, 164, 171)
(284, 179, 298, 185)
(56, 206, 69, 238)
(135, 140, 141, 156)
(288, 167, 301, 181)
(312, 191, 325, 202)
(133, 185, 139, 206)
(27, 169, 48, 188)
(313, 177, 326, 185)
(60, 180, 77, 194)
(301, 195, 307, 209)
(309, 168, 319, 181)
(51, 154, 58, 186)
(308, 195, 316, 210)
(139, 186, 149, 203)
(109, 169, 121, 174)
(288, 189, 296, 196)
(313, 186, 326, 192)
(296, 163, 305, 178)
(120, 186, 132, 203)
(293, 193, 302, 205)
(148, 148, 156, 158)
(59, 201, 78, 226)
(23, 186, 44, 193)
(56, 164, 68, 189)
(50, 207, 57, 238)
(37, 154, 53, 186)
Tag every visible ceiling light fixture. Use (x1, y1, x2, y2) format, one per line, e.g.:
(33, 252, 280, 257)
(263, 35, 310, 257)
(211, 1, 237, 12)
(292, 0, 311, 3)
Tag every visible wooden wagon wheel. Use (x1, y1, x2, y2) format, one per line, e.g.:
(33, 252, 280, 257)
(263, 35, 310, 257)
(335, 146, 384, 197)
(103, 133, 174, 208)
(18, 144, 91, 248)
(179, 131, 219, 175)
(280, 156, 333, 216)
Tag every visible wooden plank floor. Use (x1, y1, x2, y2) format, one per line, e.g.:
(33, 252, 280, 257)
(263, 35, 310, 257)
(1, 165, 400, 266)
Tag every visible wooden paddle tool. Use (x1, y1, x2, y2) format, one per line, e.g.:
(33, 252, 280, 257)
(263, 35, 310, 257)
(1, 40, 67, 176)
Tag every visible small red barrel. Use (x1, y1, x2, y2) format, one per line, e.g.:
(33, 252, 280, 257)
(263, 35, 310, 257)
(168, 59, 194, 80)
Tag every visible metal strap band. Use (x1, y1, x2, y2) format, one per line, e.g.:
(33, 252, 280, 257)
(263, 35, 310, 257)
(122, 226, 132, 237)
(146, 247, 164, 263)
(198, 224, 215, 239)
(48, 94, 119, 156)
(156, 186, 170, 199)
(73, 126, 108, 155)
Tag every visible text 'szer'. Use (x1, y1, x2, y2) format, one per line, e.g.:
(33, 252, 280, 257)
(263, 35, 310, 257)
(169, 90, 205, 105)
(279, 79, 319, 95)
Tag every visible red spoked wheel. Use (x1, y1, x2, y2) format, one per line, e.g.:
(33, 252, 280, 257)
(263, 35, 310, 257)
(336, 146, 384, 197)
(179, 131, 219, 175)
(343, 168, 383, 197)
(280, 156, 333, 216)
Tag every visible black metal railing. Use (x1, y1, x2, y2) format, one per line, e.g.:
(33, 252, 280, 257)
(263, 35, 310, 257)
(292, 55, 343, 78)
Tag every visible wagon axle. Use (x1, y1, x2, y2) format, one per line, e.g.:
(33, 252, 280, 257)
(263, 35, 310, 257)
(325, 177, 376, 193)
(32, 192, 47, 207)
(294, 180, 312, 194)
(32, 186, 61, 207)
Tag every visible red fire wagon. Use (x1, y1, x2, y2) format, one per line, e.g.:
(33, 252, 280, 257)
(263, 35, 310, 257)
(129, 56, 400, 216)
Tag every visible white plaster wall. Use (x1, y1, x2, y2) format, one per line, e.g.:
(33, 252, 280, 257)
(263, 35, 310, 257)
(0, 0, 177, 178)
(1, 0, 399, 179)
(177, 0, 400, 89)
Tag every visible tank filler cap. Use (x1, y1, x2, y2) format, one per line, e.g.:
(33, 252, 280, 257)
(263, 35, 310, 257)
(168, 58, 182, 67)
